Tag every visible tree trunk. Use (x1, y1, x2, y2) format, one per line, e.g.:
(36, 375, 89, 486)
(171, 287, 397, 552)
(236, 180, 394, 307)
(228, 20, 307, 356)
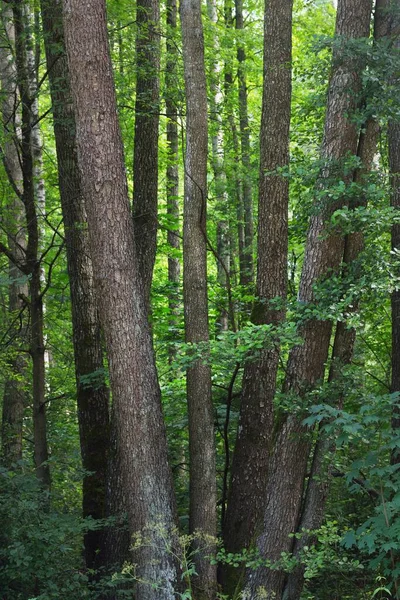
(40, 0, 110, 569)
(180, 0, 217, 597)
(0, 5, 27, 467)
(207, 0, 231, 333)
(388, 2, 400, 462)
(132, 0, 160, 310)
(222, 1, 292, 593)
(165, 0, 180, 364)
(245, 2, 373, 598)
(235, 0, 253, 288)
(62, 0, 180, 597)
(284, 114, 382, 600)
(11, 0, 50, 490)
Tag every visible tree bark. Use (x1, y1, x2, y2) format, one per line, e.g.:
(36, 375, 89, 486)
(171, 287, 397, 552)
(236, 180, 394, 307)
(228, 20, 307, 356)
(165, 0, 180, 364)
(245, 2, 373, 599)
(62, 0, 180, 597)
(388, 2, 400, 462)
(284, 113, 382, 600)
(10, 0, 50, 490)
(40, 0, 110, 570)
(236, 0, 253, 288)
(207, 0, 231, 333)
(0, 4, 27, 467)
(132, 0, 160, 310)
(222, 1, 292, 593)
(180, 0, 217, 597)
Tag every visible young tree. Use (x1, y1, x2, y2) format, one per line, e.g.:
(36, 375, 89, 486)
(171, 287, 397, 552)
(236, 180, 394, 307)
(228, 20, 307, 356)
(62, 0, 180, 597)
(180, 0, 217, 596)
(165, 0, 180, 363)
(388, 2, 400, 461)
(132, 0, 160, 310)
(0, 0, 53, 489)
(235, 0, 254, 287)
(0, 5, 27, 467)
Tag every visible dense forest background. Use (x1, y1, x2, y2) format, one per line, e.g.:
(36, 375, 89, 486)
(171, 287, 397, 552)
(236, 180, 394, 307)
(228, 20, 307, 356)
(1, 0, 400, 598)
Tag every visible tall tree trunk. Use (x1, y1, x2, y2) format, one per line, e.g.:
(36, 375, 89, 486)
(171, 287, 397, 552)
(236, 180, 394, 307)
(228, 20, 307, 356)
(388, 2, 400, 464)
(235, 0, 253, 288)
(180, 0, 217, 597)
(132, 0, 160, 310)
(223, 2, 246, 307)
(222, 1, 292, 593)
(207, 0, 230, 333)
(245, 2, 373, 598)
(0, 5, 27, 467)
(40, 0, 110, 570)
(62, 1, 180, 597)
(165, 0, 180, 364)
(12, 0, 50, 490)
(284, 115, 382, 600)
(285, 6, 397, 597)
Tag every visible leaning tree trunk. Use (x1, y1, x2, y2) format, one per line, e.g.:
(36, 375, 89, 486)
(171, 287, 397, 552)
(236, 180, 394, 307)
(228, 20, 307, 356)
(62, 0, 180, 598)
(132, 0, 160, 311)
(245, 2, 373, 599)
(180, 0, 217, 597)
(222, 1, 292, 594)
(40, 0, 110, 570)
(284, 111, 382, 600)
(0, 5, 27, 467)
(285, 6, 397, 597)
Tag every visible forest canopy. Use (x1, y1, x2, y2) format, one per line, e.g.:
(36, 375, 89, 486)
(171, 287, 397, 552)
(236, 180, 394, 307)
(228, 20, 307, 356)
(1, 0, 400, 599)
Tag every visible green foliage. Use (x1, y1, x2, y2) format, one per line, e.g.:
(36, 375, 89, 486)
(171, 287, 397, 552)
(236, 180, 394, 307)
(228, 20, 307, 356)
(0, 467, 91, 600)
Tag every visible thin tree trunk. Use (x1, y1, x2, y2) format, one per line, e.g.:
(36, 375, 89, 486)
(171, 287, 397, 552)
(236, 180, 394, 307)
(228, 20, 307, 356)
(207, 0, 230, 333)
(62, 1, 180, 597)
(12, 0, 50, 490)
(0, 5, 27, 467)
(235, 0, 253, 287)
(40, 0, 110, 569)
(222, 2, 292, 594)
(165, 0, 180, 364)
(223, 2, 245, 304)
(132, 0, 160, 310)
(180, 0, 217, 597)
(245, 2, 373, 598)
(388, 2, 400, 462)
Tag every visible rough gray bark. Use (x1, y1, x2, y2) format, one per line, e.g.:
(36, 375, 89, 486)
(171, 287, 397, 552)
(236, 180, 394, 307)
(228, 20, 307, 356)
(180, 0, 217, 597)
(0, 5, 27, 467)
(165, 0, 180, 364)
(40, 0, 110, 569)
(245, 2, 373, 599)
(62, 0, 180, 597)
(222, 2, 292, 593)
(132, 0, 160, 310)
